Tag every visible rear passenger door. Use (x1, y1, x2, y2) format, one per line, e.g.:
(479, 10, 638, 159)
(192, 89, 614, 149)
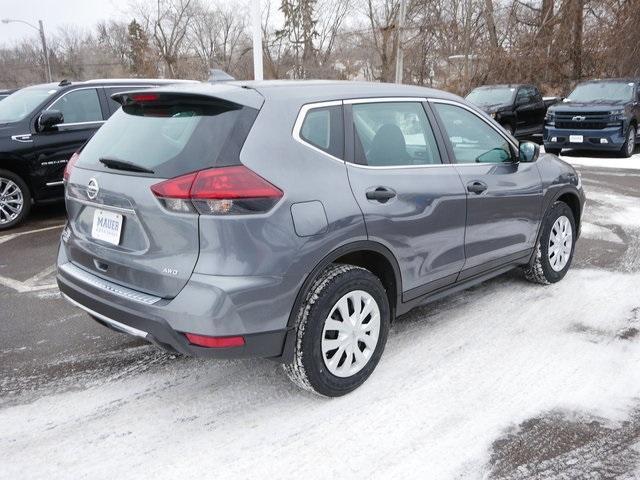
(344, 99, 467, 301)
(430, 100, 543, 279)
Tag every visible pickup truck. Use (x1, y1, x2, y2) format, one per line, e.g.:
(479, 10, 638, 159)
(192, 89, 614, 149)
(544, 78, 639, 157)
(466, 84, 559, 138)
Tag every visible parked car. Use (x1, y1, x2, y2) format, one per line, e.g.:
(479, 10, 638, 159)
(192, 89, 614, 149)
(0, 89, 17, 101)
(544, 78, 640, 157)
(57, 81, 585, 396)
(0, 78, 198, 229)
(466, 84, 558, 138)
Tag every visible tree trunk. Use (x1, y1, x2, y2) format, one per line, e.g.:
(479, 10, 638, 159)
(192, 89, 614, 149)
(570, 0, 584, 81)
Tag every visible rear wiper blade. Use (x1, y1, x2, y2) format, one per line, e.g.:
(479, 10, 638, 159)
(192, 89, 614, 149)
(99, 157, 154, 174)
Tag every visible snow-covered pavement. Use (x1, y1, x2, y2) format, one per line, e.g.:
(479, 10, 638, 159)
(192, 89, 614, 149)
(1, 163, 639, 479)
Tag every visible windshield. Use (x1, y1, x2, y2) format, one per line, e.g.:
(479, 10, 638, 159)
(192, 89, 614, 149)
(0, 86, 57, 123)
(77, 100, 258, 178)
(466, 87, 515, 106)
(567, 82, 634, 103)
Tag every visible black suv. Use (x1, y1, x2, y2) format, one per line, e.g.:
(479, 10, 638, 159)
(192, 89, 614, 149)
(466, 84, 558, 138)
(544, 78, 640, 157)
(0, 79, 197, 229)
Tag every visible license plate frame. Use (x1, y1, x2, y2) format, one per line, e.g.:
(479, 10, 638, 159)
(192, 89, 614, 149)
(569, 135, 584, 143)
(91, 209, 123, 246)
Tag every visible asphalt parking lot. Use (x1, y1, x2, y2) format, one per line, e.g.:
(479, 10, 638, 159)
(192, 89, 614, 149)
(1, 155, 639, 479)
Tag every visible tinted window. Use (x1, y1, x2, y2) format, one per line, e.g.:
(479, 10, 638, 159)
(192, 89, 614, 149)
(300, 105, 343, 158)
(77, 100, 258, 178)
(433, 103, 513, 164)
(352, 102, 441, 166)
(50, 88, 103, 124)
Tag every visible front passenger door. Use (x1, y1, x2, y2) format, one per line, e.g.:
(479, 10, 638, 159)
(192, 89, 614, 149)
(32, 88, 105, 197)
(431, 101, 543, 279)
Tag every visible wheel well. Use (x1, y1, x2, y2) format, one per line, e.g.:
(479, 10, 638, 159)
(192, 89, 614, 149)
(557, 193, 581, 229)
(0, 162, 32, 195)
(334, 250, 398, 318)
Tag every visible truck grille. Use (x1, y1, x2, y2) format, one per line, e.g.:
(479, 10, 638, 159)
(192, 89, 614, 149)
(554, 111, 610, 130)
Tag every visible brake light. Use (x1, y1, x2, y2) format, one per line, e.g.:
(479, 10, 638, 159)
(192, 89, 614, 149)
(63, 151, 80, 182)
(184, 333, 245, 348)
(151, 165, 283, 215)
(130, 93, 159, 103)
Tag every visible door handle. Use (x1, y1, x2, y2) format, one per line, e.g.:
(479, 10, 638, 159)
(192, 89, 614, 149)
(467, 181, 488, 194)
(366, 187, 396, 203)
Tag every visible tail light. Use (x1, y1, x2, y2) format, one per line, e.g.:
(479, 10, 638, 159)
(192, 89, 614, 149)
(63, 151, 80, 182)
(184, 333, 245, 348)
(151, 165, 283, 215)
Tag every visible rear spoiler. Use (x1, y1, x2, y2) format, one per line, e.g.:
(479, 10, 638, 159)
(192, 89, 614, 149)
(111, 84, 264, 110)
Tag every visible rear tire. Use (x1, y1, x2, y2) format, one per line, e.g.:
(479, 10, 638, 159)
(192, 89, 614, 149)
(284, 264, 390, 397)
(0, 169, 31, 231)
(620, 124, 636, 158)
(524, 201, 576, 284)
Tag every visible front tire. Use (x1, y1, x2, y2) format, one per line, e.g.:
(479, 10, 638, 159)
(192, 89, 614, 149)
(524, 201, 576, 284)
(544, 146, 562, 155)
(284, 264, 390, 397)
(0, 170, 31, 231)
(620, 124, 636, 158)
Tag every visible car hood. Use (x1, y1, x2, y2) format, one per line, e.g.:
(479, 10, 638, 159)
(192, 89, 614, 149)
(473, 102, 510, 114)
(549, 101, 628, 113)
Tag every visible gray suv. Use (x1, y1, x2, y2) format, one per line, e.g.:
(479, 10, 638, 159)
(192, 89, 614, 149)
(57, 81, 585, 396)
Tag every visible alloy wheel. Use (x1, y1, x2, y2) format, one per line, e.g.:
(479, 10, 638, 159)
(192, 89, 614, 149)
(0, 177, 24, 225)
(321, 290, 381, 378)
(627, 127, 636, 157)
(548, 215, 572, 272)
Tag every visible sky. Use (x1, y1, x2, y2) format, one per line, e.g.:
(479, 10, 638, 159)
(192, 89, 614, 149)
(0, 0, 127, 45)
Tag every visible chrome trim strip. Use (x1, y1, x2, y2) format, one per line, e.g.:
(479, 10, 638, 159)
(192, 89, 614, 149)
(344, 97, 427, 104)
(61, 292, 149, 338)
(60, 262, 160, 305)
(349, 162, 453, 170)
(66, 196, 136, 215)
(10, 134, 33, 143)
(292, 100, 346, 165)
(427, 98, 519, 151)
(57, 120, 106, 128)
(46, 181, 64, 186)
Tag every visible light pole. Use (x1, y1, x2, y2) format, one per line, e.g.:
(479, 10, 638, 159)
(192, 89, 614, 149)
(1, 18, 52, 83)
(251, 0, 263, 81)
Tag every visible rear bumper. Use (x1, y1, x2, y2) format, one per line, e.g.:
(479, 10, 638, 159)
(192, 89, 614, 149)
(57, 260, 290, 359)
(543, 125, 625, 151)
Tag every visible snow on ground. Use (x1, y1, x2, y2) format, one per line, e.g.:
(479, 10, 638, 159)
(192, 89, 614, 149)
(543, 147, 640, 170)
(1, 267, 639, 480)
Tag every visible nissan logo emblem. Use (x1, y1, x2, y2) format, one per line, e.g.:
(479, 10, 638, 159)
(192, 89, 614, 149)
(572, 115, 586, 121)
(87, 178, 99, 200)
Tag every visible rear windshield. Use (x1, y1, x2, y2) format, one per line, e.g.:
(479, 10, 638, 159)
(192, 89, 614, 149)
(77, 99, 258, 178)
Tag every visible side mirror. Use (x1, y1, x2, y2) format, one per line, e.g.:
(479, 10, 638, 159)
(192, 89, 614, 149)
(519, 141, 540, 163)
(38, 110, 64, 131)
(515, 96, 529, 107)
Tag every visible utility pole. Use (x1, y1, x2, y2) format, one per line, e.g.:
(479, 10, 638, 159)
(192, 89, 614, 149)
(1, 18, 52, 82)
(394, 0, 407, 84)
(38, 20, 52, 83)
(251, 0, 264, 81)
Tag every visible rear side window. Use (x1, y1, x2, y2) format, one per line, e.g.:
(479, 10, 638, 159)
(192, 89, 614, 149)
(352, 102, 441, 166)
(299, 105, 344, 159)
(50, 88, 103, 124)
(77, 99, 258, 178)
